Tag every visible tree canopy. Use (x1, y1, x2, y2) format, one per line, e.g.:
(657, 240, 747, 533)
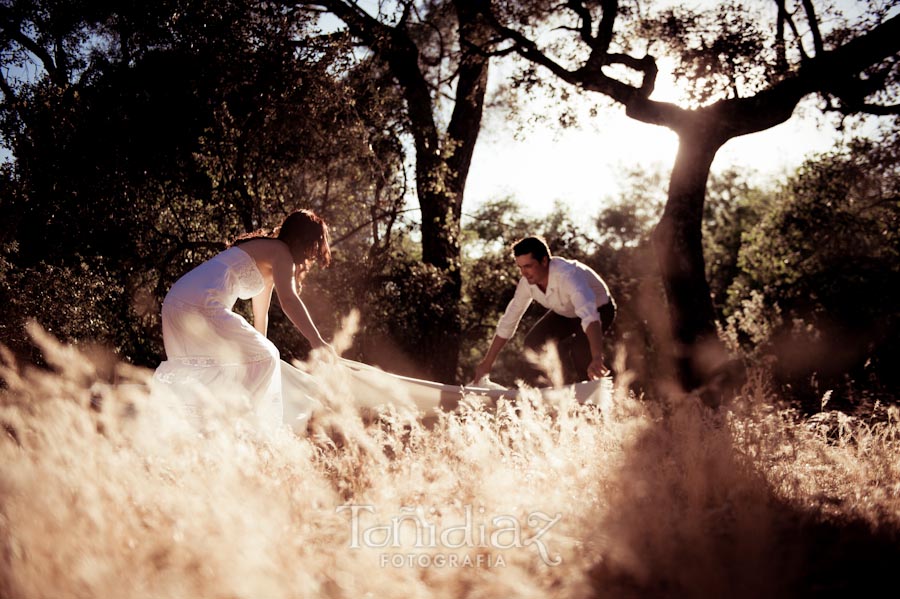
(0, 0, 409, 364)
(481, 0, 900, 393)
(296, 0, 498, 379)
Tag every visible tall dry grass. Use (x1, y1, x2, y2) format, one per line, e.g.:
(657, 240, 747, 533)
(1, 329, 899, 598)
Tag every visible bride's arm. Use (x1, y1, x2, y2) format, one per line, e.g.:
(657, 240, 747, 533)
(251, 283, 274, 335)
(271, 249, 329, 349)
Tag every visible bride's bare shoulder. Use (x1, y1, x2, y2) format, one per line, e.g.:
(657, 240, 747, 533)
(236, 237, 289, 258)
(234, 238, 291, 277)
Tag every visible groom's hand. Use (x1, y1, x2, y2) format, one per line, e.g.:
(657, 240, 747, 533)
(471, 362, 491, 385)
(587, 356, 610, 380)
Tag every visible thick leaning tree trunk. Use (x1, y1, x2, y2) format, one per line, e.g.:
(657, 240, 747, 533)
(652, 130, 727, 392)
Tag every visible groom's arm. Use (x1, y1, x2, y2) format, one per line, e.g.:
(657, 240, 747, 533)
(472, 335, 508, 383)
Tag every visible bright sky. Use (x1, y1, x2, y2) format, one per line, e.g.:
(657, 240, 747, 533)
(464, 74, 844, 225)
(464, 0, 891, 224)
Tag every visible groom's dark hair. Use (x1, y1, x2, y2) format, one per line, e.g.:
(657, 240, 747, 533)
(512, 236, 550, 262)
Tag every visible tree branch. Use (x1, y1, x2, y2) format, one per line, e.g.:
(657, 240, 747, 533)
(804, 13, 900, 90)
(0, 69, 16, 103)
(299, 0, 440, 159)
(595, 0, 617, 56)
(445, 0, 493, 210)
(483, 3, 670, 125)
(565, 0, 593, 43)
(800, 0, 824, 56)
(0, 24, 64, 86)
(775, 0, 787, 72)
(781, 3, 810, 63)
(481, 8, 591, 86)
(725, 12, 900, 136)
(404, 0, 419, 27)
(835, 101, 900, 116)
(300, 1, 391, 49)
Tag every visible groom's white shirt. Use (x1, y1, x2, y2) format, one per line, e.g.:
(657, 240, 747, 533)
(494, 257, 612, 339)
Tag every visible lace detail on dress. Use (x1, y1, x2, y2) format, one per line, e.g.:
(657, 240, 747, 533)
(153, 351, 277, 383)
(163, 298, 230, 316)
(171, 352, 276, 367)
(228, 246, 265, 296)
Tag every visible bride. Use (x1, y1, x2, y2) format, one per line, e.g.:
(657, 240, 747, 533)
(152, 210, 333, 432)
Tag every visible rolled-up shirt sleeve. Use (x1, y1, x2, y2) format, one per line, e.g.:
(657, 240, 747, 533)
(566, 270, 602, 332)
(495, 277, 533, 339)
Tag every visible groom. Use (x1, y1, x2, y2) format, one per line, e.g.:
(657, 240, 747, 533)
(472, 236, 616, 386)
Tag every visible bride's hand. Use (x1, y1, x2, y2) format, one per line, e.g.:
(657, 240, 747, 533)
(315, 343, 339, 365)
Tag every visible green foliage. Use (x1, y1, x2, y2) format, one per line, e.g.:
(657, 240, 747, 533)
(637, 3, 772, 104)
(349, 256, 460, 378)
(0, 0, 409, 366)
(702, 168, 772, 313)
(726, 133, 900, 410)
(594, 166, 667, 250)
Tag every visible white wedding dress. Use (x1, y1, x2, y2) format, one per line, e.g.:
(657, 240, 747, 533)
(152, 246, 285, 431)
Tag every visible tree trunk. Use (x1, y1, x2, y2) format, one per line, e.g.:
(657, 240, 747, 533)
(418, 180, 464, 382)
(406, 1, 490, 383)
(320, 0, 490, 382)
(652, 129, 729, 393)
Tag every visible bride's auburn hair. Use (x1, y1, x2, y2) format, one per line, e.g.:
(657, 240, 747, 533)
(275, 209, 332, 269)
